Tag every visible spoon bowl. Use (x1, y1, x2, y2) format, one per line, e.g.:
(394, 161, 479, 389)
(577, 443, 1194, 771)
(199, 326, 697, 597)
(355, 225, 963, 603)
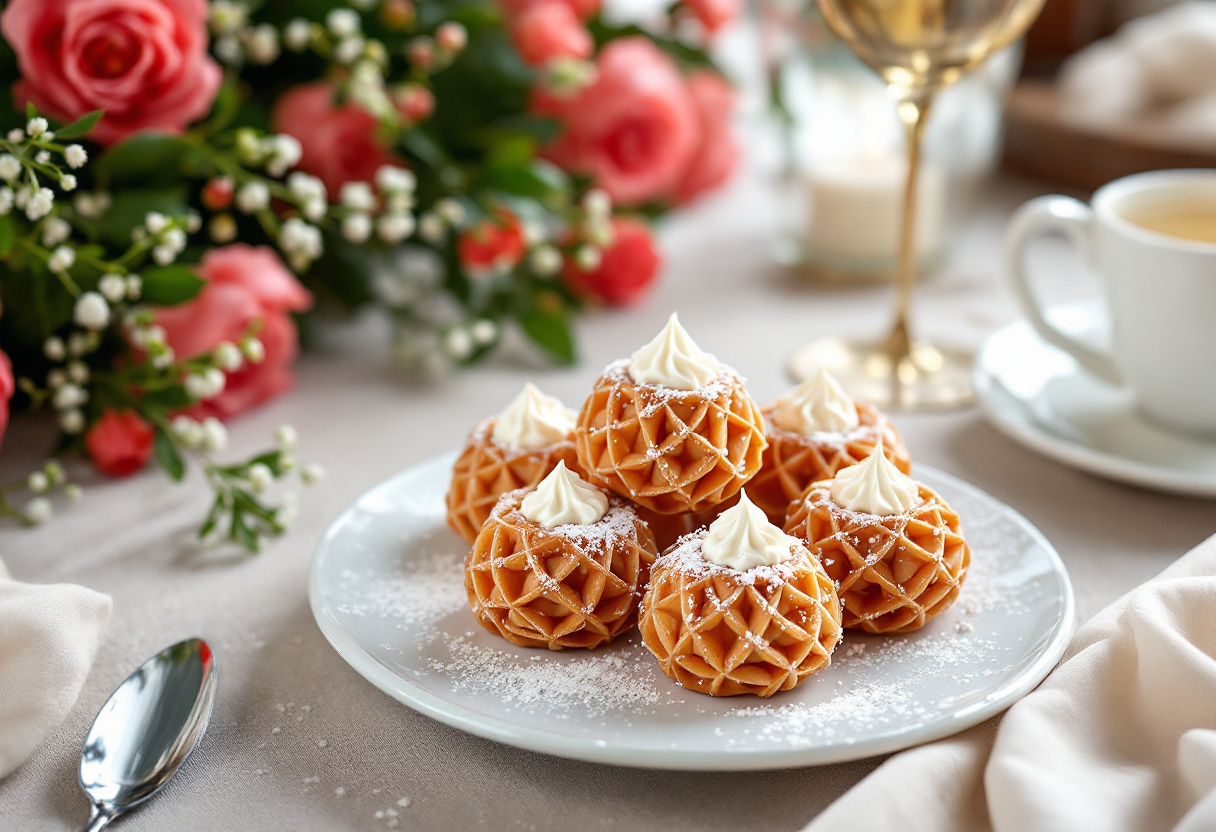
(78, 638, 217, 831)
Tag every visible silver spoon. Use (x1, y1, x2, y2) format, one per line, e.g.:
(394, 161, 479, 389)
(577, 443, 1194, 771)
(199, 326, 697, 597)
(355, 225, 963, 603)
(78, 638, 217, 831)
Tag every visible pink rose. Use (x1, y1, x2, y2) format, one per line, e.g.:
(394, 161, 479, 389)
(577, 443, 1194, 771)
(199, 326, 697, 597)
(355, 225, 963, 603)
(535, 38, 697, 206)
(675, 71, 739, 203)
(684, 0, 741, 37)
(157, 245, 313, 421)
(511, 1, 592, 66)
(273, 83, 404, 197)
(0, 349, 13, 453)
(563, 217, 660, 306)
(1, 0, 221, 146)
(86, 409, 154, 477)
(500, 0, 601, 20)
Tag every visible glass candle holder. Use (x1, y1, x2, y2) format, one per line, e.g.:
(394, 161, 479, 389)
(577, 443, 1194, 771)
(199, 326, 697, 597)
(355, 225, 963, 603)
(772, 10, 1021, 282)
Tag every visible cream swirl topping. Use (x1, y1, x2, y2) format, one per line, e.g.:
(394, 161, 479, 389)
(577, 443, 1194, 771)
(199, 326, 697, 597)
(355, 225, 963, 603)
(491, 382, 576, 451)
(628, 313, 720, 390)
(771, 369, 859, 436)
(520, 462, 609, 529)
(700, 490, 797, 571)
(829, 440, 919, 516)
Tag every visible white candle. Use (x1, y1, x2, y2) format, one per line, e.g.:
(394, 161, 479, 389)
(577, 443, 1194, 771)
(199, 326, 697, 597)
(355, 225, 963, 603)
(804, 152, 946, 269)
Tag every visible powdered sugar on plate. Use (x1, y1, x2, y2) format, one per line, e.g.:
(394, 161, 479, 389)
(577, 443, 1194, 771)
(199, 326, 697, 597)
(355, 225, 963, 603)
(313, 454, 1072, 766)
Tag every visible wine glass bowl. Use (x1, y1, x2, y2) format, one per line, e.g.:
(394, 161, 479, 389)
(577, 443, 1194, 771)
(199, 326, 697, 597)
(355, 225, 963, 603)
(789, 0, 1046, 409)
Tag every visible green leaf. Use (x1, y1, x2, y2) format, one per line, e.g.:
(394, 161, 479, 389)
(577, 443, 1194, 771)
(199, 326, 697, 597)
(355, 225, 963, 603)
(520, 307, 575, 364)
(97, 135, 196, 187)
(482, 159, 568, 199)
(139, 384, 194, 410)
(140, 265, 205, 306)
(54, 110, 103, 140)
(0, 215, 15, 257)
(153, 428, 186, 482)
(25, 101, 35, 120)
(97, 187, 189, 249)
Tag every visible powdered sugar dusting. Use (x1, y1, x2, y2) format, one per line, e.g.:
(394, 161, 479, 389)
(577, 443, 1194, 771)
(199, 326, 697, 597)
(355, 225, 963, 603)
(601, 358, 747, 419)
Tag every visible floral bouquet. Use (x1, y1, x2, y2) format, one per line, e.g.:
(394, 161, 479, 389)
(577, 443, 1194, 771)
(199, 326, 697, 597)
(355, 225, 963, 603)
(0, 0, 739, 549)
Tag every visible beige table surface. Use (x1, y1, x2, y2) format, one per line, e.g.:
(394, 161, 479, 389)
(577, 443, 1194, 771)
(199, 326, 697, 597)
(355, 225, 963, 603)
(2, 167, 1214, 831)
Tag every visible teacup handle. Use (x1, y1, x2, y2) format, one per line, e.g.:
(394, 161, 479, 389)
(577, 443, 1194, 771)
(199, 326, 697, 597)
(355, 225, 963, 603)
(1004, 195, 1122, 385)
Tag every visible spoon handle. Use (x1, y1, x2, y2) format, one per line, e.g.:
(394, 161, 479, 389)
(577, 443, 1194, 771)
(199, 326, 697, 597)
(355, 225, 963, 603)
(80, 803, 120, 832)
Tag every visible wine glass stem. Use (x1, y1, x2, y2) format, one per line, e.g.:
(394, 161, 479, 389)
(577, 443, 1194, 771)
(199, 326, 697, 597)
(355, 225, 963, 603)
(886, 91, 934, 361)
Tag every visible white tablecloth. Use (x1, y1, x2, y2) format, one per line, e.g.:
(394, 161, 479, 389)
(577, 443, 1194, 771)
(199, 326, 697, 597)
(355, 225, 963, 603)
(2, 166, 1214, 831)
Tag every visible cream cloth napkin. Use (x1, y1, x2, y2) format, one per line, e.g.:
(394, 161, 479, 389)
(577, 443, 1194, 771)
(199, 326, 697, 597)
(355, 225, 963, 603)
(0, 557, 111, 779)
(806, 532, 1216, 832)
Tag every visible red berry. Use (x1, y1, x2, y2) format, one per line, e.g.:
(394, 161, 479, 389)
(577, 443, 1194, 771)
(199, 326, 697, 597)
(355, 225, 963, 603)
(202, 177, 234, 211)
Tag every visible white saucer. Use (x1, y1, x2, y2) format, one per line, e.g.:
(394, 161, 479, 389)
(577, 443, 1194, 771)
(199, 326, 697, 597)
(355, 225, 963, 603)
(309, 453, 1074, 770)
(975, 301, 1216, 498)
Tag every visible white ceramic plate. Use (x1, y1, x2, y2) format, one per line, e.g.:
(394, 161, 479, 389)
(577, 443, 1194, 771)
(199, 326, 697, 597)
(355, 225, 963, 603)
(975, 301, 1216, 498)
(309, 453, 1075, 770)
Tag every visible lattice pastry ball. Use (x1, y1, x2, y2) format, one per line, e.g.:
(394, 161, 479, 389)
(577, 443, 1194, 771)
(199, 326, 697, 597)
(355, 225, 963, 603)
(465, 490, 658, 650)
(575, 360, 767, 515)
(639, 534, 842, 697)
(785, 482, 969, 634)
(445, 417, 582, 543)
(636, 495, 738, 553)
(748, 401, 912, 525)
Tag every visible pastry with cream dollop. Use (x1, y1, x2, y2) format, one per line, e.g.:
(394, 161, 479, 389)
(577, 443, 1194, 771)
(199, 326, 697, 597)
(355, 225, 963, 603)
(574, 314, 767, 515)
(638, 490, 842, 697)
(446, 383, 583, 542)
(748, 369, 912, 525)
(465, 462, 658, 650)
(784, 443, 970, 634)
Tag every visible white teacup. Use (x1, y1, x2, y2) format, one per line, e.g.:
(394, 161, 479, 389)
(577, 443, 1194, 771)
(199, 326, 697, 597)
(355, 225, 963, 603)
(1005, 170, 1216, 437)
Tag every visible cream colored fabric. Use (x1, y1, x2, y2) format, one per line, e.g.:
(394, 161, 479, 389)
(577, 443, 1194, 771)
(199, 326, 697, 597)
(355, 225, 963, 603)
(807, 532, 1216, 832)
(1, 174, 1215, 830)
(0, 558, 111, 780)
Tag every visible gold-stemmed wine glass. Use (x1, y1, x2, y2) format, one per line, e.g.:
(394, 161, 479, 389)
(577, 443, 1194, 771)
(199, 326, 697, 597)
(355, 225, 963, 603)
(787, 0, 1047, 408)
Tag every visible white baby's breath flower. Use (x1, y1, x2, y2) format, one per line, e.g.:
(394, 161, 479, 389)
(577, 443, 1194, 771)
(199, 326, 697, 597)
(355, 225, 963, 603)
(215, 33, 244, 65)
(153, 245, 176, 265)
(470, 319, 498, 346)
(25, 497, 52, 525)
(265, 134, 302, 178)
(26, 117, 48, 137)
(301, 463, 325, 485)
(340, 181, 376, 212)
(529, 245, 562, 276)
(287, 171, 326, 203)
(68, 332, 91, 357)
(375, 165, 415, 194)
(279, 218, 322, 263)
(435, 198, 465, 227)
(171, 415, 204, 448)
(418, 212, 445, 244)
(99, 273, 126, 303)
(342, 213, 372, 244)
(145, 212, 169, 234)
(59, 408, 84, 435)
(64, 483, 82, 501)
(52, 383, 87, 410)
(125, 274, 142, 300)
(73, 291, 109, 331)
(65, 144, 88, 169)
(200, 418, 228, 453)
(236, 181, 270, 213)
(327, 8, 361, 36)
(209, 214, 237, 244)
(377, 212, 414, 244)
(28, 471, 49, 493)
(574, 245, 601, 272)
(284, 19, 312, 51)
(42, 216, 71, 247)
(248, 463, 274, 493)
(25, 187, 54, 221)
(242, 337, 266, 363)
(244, 23, 280, 65)
(74, 192, 105, 219)
(47, 369, 66, 389)
(35, 150, 50, 165)
(59, 174, 77, 192)
(334, 35, 365, 65)
(443, 327, 473, 360)
(275, 424, 298, 450)
(0, 187, 13, 216)
(582, 188, 611, 218)
(5, 129, 21, 143)
(214, 341, 243, 372)
(0, 154, 21, 182)
(44, 337, 66, 362)
(209, 0, 247, 34)
(67, 361, 89, 384)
